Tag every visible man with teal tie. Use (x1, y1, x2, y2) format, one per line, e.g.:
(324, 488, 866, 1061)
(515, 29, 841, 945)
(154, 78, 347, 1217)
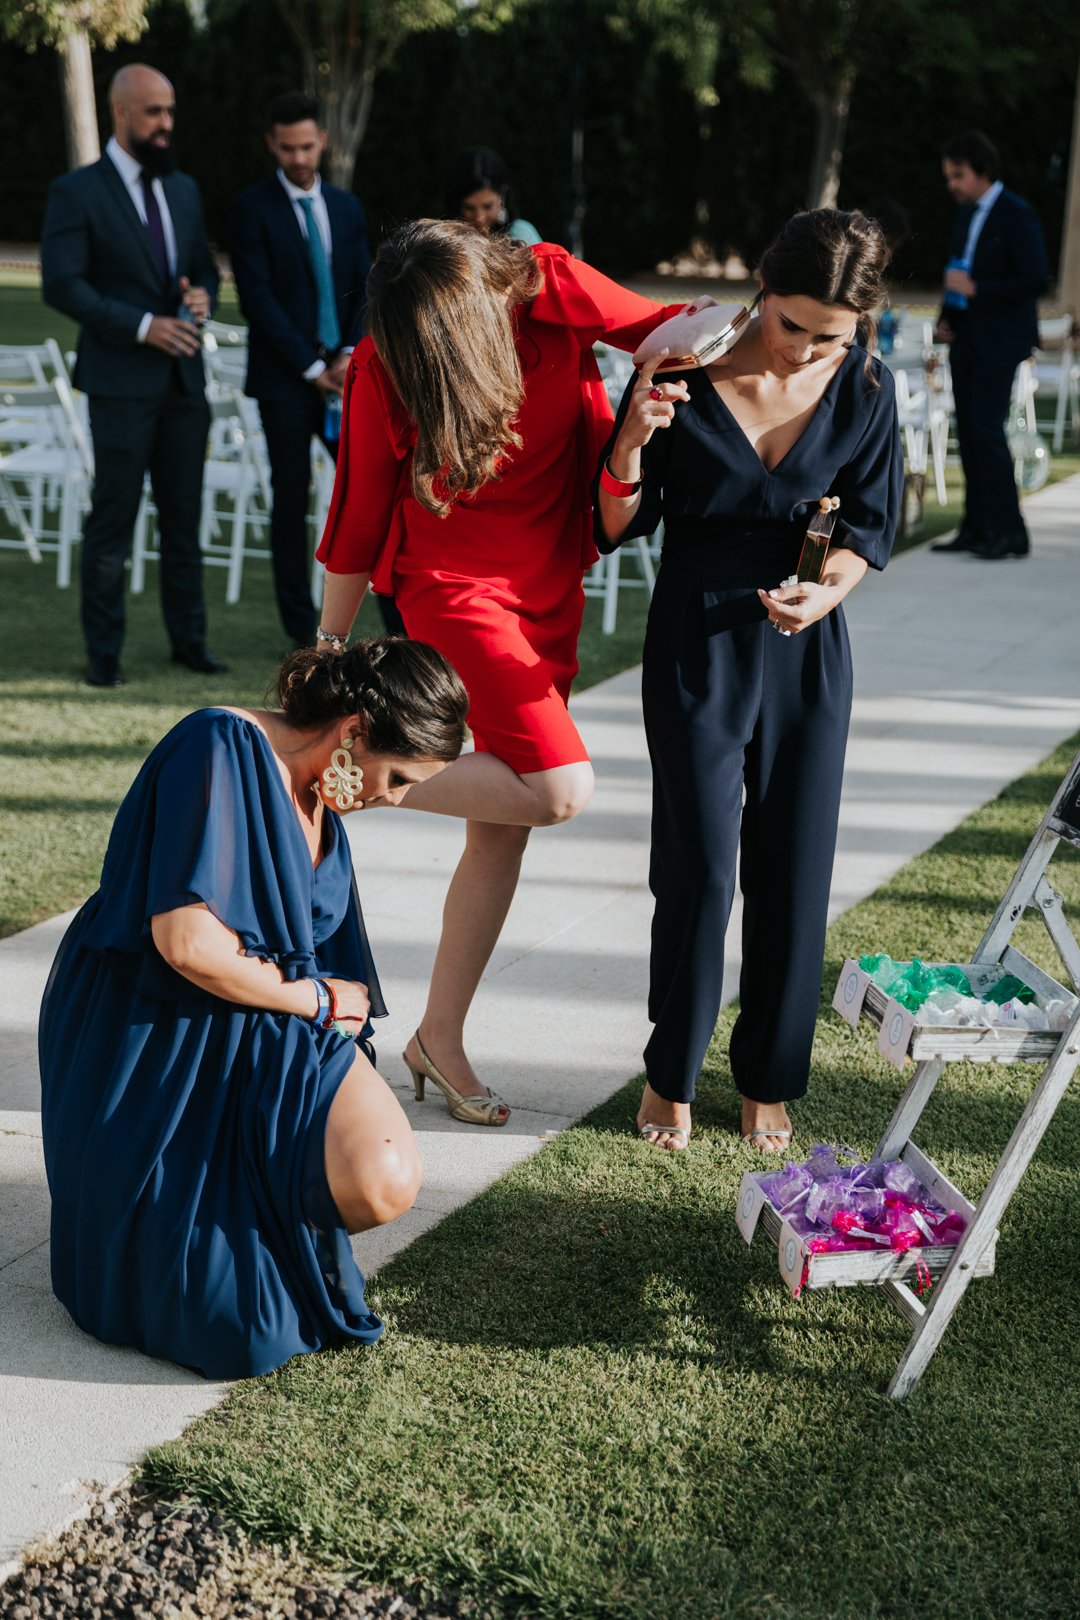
(229, 92, 380, 647)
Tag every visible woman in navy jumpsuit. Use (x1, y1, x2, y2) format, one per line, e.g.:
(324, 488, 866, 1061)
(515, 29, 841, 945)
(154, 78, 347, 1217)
(597, 210, 902, 1152)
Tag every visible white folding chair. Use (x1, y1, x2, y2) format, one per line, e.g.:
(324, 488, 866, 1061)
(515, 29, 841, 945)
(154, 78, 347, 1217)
(129, 393, 270, 600)
(1033, 314, 1078, 453)
(0, 379, 93, 573)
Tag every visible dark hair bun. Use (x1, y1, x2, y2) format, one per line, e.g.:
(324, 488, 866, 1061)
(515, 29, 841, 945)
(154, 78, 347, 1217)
(275, 637, 469, 762)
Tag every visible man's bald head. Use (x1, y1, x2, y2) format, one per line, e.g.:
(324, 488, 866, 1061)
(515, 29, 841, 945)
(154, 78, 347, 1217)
(109, 63, 172, 111)
(109, 64, 176, 174)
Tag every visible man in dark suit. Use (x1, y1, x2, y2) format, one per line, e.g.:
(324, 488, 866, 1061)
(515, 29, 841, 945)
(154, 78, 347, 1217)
(932, 131, 1051, 561)
(41, 64, 226, 686)
(229, 92, 400, 647)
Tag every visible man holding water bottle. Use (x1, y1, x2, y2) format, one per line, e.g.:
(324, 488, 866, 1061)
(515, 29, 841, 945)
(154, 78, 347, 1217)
(229, 93, 378, 648)
(932, 131, 1050, 561)
(41, 64, 224, 686)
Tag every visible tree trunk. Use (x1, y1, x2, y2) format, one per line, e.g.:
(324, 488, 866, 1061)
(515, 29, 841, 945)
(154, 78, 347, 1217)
(324, 49, 375, 190)
(1057, 54, 1080, 316)
(806, 69, 854, 210)
(58, 27, 100, 171)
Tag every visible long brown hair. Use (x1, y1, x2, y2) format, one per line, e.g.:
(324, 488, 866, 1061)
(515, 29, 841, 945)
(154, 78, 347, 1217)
(367, 219, 543, 516)
(758, 209, 891, 381)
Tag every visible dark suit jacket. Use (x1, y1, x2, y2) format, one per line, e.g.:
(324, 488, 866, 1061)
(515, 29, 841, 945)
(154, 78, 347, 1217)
(40, 155, 218, 398)
(227, 176, 371, 403)
(942, 188, 1050, 369)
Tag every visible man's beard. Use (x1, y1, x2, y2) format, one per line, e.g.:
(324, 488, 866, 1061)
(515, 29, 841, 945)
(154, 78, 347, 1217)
(129, 135, 175, 177)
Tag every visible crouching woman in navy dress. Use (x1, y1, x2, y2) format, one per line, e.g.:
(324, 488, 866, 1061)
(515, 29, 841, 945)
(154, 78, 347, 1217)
(39, 639, 469, 1378)
(597, 209, 903, 1154)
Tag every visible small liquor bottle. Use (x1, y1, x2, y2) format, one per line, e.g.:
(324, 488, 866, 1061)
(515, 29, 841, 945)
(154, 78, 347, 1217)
(772, 497, 841, 635)
(796, 495, 841, 583)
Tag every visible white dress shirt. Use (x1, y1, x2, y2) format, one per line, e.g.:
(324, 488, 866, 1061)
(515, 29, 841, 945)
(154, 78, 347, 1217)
(961, 179, 1003, 271)
(106, 136, 177, 343)
(276, 169, 350, 380)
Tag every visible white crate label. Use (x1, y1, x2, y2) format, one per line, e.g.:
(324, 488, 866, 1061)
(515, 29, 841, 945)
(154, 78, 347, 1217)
(735, 1173, 767, 1244)
(778, 1219, 808, 1297)
(967, 963, 1004, 995)
(832, 959, 871, 1026)
(877, 997, 916, 1069)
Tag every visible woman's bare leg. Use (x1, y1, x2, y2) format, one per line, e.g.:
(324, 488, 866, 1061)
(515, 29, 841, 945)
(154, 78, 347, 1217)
(324, 1048, 423, 1233)
(399, 761, 594, 1098)
(405, 818, 530, 1095)
(400, 754, 594, 828)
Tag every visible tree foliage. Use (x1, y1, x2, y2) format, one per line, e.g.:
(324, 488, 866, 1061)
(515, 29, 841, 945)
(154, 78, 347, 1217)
(0, 0, 149, 50)
(269, 0, 524, 187)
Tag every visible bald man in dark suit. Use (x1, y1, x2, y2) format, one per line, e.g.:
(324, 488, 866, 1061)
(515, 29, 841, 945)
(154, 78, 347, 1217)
(41, 64, 225, 686)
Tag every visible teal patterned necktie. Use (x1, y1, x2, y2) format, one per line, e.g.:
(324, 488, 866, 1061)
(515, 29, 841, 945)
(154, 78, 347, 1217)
(299, 195, 341, 351)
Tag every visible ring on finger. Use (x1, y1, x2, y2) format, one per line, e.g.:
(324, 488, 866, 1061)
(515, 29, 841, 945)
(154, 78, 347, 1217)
(648, 386, 663, 401)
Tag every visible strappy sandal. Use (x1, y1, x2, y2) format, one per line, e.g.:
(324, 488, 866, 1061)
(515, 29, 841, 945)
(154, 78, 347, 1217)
(638, 1122, 691, 1150)
(403, 1030, 510, 1127)
(741, 1127, 792, 1152)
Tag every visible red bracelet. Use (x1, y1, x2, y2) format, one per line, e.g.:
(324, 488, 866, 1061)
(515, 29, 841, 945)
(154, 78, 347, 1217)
(599, 458, 642, 498)
(322, 980, 339, 1028)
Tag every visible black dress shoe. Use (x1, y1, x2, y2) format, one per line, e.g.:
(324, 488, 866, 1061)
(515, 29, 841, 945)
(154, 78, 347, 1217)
(170, 642, 229, 674)
(969, 531, 1030, 560)
(930, 528, 982, 553)
(86, 655, 124, 688)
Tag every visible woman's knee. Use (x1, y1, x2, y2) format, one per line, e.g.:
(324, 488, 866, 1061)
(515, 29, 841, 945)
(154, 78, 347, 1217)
(524, 761, 595, 825)
(345, 1139, 423, 1231)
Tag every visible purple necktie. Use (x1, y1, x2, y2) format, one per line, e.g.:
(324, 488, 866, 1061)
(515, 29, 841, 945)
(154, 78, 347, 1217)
(139, 172, 169, 283)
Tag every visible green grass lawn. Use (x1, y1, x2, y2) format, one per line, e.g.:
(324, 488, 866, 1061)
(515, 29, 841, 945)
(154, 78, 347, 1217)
(139, 735, 1080, 1620)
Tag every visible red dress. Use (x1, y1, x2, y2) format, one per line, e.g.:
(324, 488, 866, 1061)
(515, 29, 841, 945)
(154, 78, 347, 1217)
(317, 246, 681, 775)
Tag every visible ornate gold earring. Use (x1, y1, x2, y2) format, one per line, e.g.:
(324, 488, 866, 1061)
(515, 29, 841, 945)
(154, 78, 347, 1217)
(322, 737, 364, 810)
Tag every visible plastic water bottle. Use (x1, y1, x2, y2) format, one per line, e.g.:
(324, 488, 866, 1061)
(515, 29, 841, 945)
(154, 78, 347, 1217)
(942, 256, 969, 311)
(323, 392, 343, 442)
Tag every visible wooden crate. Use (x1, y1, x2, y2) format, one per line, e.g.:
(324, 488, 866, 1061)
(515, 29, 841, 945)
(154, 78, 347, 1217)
(738, 1141, 996, 1307)
(842, 959, 1076, 1067)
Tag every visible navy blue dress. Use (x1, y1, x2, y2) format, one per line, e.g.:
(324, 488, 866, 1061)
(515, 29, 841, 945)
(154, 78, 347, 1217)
(601, 345, 902, 1107)
(39, 709, 386, 1379)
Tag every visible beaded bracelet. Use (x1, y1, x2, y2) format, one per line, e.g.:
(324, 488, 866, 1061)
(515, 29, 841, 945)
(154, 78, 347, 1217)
(316, 626, 349, 654)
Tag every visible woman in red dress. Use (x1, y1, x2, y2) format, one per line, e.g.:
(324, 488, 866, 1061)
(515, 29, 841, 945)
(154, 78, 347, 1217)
(316, 221, 685, 1125)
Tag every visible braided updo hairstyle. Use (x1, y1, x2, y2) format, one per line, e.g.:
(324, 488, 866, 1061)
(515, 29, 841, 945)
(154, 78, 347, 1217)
(758, 208, 891, 381)
(275, 637, 470, 762)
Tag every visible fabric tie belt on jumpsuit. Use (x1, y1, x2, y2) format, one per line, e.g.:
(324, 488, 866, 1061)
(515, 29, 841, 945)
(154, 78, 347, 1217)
(659, 517, 809, 589)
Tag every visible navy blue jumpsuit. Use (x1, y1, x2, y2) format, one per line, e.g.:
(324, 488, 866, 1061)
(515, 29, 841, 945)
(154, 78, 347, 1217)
(603, 346, 902, 1106)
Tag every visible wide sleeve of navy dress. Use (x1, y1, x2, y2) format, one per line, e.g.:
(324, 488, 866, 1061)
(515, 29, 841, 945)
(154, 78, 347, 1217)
(39, 710, 386, 1380)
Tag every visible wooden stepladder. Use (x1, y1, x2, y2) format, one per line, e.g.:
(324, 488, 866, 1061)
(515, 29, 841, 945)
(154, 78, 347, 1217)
(862, 749, 1080, 1397)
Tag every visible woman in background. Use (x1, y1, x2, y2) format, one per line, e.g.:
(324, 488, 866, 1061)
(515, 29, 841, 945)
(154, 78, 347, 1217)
(445, 145, 542, 245)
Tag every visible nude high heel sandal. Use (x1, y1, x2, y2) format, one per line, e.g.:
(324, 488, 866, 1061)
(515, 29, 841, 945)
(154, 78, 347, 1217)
(403, 1030, 511, 1127)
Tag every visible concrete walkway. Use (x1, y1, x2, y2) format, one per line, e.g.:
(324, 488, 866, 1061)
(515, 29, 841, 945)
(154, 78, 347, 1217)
(2, 475, 1080, 1572)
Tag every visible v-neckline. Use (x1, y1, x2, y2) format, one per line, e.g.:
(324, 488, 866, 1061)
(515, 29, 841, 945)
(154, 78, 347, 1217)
(701, 345, 857, 477)
(210, 708, 334, 875)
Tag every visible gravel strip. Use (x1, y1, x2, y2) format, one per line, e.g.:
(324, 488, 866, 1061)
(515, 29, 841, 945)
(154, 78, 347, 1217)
(1, 1489, 497, 1620)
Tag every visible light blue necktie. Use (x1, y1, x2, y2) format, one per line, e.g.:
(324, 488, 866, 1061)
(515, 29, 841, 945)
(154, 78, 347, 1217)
(299, 195, 341, 351)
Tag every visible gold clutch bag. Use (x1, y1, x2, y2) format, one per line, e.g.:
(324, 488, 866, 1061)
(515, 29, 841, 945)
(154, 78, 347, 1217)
(632, 300, 754, 372)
